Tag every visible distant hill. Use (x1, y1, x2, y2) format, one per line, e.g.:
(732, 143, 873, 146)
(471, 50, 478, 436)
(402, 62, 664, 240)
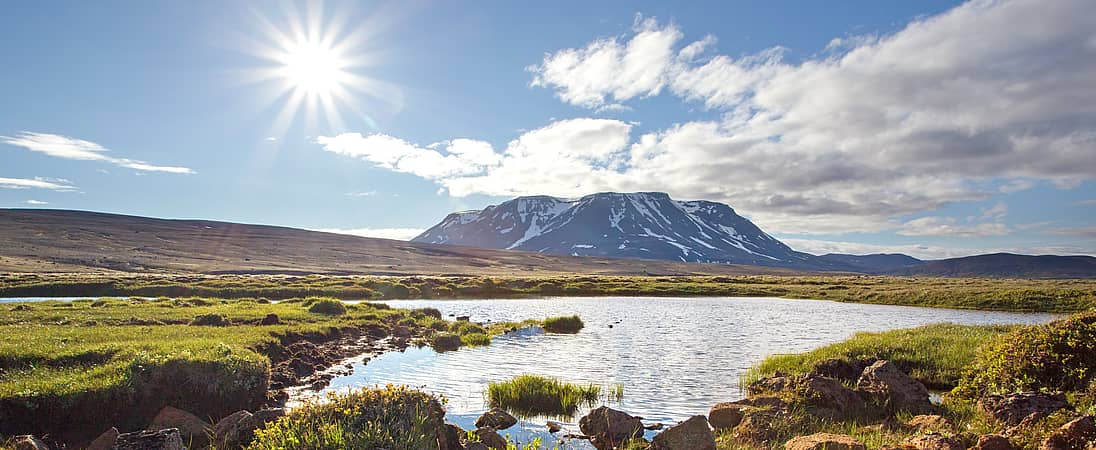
(0, 209, 804, 276)
(815, 253, 923, 274)
(413, 192, 846, 271)
(888, 253, 1096, 278)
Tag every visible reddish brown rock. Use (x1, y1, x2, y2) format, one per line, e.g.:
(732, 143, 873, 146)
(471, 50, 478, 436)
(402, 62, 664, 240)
(650, 415, 715, 450)
(785, 433, 867, 450)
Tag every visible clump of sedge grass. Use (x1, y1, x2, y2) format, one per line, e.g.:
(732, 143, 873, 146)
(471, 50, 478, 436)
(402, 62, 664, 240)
(306, 299, 347, 316)
(542, 315, 584, 333)
(486, 374, 601, 418)
(460, 333, 491, 347)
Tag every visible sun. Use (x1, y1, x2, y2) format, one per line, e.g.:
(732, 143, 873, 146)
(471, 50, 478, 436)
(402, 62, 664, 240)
(279, 40, 348, 96)
(242, 2, 403, 134)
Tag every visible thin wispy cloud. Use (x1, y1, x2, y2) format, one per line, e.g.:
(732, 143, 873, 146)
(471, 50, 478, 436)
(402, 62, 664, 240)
(1045, 226, 1096, 239)
(24, 200, 48, 205)
(898, 217, 1010, 238)
(0, 176, 77, 191)
(1, 132, 195, 174)
(344, 191, 377, 197)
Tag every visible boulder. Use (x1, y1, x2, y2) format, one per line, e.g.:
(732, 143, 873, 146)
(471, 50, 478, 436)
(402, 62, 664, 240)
(432, 334, 462, 352)
(975, 434, 1013, 450)
(114, 429, 186, 450)
(213, 408, 286, 448)
(149, 405, 211, 448)
(709, 402, 749, 429)
(260, 313, 280, 325)
(10, 436, 49, 450)
(856, 360, 933, 414)
(1041, 415, 1096, 450)
(579, 406, 645, 450)
(978, 392, 1072, 426)
(813, 358, 867, 382)
(650, 415, 716, 450)
(471, 426, 507, 450)
(465, 443, 489, 450)
(901, 433, 965, 450)
(751, 373, 864, 418)
(86, 427, 120, 450)
(733, 408, 782, 443)
(476, 407, 518, 430)
(907, 415, 954, 432)
(785, 433, 866, 450)
(439, 423, 464, 450)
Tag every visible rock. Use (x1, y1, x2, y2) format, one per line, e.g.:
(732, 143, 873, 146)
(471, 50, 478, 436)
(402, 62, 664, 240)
(785, 433, 867, 450)
(190, 313, 229, 326)
(650, 415, 716, 450)
(476, 407, 518, 430)
(547, 421, 563, 433)
(787, 374, 866, 418)
(149, 405, 211, 448)
(213, 408, 287, 448)
(978, 392, 1072, 426)
(813, 358, 867, 382)
(86, 427, 120, 450)
(709, 402, 749, 429)
(975, 434, 1013, 450)
(902, 433, 965, 450)
(432, 334, 462, 352)
(439, 423, 464, 450)
(114, 428, 186, 450)
(645, 423, 664, 430)
(579, 406, 645, 450)
(457, 316, 470, 322)
(907, 415, 954, 432)
(471, 426, 507, 450)
(465, 443, 489, 450)
(260, 313, 280, 325)
(10, 435, 49, 450)
(734, 408, 782, 443)
(1041, 416, 1096, 450)
(856, 360, 933, 414)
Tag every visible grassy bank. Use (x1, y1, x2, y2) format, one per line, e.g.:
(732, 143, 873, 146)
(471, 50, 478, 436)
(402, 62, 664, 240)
(3, 273, 1095, 312)
(0, 297, 553, 445)
(723, 312, 1096, 450)
(741, 323, 1019, 389)
(486, 374, 607, 418)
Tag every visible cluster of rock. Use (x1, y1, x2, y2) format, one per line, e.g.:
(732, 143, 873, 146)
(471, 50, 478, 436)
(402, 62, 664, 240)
(7, 405, 284, 450)
(707, 359, 1095, 450)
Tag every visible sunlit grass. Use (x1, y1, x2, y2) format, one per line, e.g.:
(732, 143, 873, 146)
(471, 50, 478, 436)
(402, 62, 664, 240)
(486, 374, 604, 418)
(542, 315, 584, 333)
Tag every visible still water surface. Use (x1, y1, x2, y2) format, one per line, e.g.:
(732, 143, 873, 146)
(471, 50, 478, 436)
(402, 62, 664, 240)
(318, 296, 1055, 446)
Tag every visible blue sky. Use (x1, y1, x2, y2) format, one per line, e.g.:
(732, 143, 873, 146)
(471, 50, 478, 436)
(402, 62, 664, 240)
(1, 0, 1093, 259)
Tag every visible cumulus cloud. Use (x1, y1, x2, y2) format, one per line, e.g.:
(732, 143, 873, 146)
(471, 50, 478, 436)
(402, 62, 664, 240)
(320, 0, 1096, 234)
(0, 176, 77, 191)
(1, 132, 194, 174)
(898, 216, 1010, 237)
(315, 227, 425, 241)
(317, 133, 501, 180)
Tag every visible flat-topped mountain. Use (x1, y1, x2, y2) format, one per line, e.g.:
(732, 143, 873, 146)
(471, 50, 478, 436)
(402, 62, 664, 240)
(413, 192, 836, 270)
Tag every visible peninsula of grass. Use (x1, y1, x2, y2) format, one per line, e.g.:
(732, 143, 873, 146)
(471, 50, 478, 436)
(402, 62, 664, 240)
(0, 297, 547, 445)
(742, 323, 1020, 389)
(2, 272, 1094, 313)
(486, 374, 604, 418)
(542, 315, 584, 333)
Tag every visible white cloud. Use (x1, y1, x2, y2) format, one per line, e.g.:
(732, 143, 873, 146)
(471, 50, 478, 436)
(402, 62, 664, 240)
(0, 176, 77, 191)
(782, 238, 976, 260)
(898, 216, 1010, 237)
(783, 237, 1095, 259)
(1, 132, 195, 174)
(1045, 226, 1096, 239)
(24, 200, 48, 205)
(345, 191, 377, 197)
(319, 0, 1096, 234)
(316, 133, 499, 180)
(981, 201, 1008, 220)
(1075, 199, 1096, 206)
(315, 227, 425, 241)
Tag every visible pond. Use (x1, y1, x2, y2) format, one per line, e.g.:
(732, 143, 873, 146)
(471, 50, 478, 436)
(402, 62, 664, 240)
(313, 296, 1057, 447)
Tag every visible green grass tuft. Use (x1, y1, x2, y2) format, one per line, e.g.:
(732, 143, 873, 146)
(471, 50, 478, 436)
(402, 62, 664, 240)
(542, 315, 584, 333)
(306, 299, 347, 315)
(486, 374, 601, 418)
